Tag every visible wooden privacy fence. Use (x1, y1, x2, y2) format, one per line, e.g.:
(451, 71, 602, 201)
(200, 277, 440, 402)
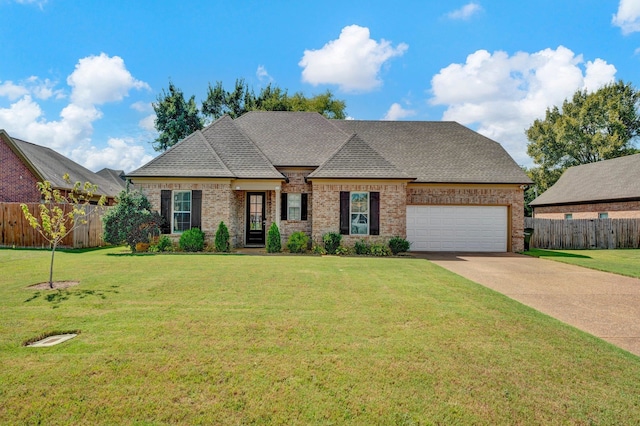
(525, 217, 640, 249)
(0, 203, 109, 249)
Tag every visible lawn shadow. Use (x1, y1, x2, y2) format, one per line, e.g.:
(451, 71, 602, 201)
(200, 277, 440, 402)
(525, 249, 591, 259)
(24, 286, 120, 308)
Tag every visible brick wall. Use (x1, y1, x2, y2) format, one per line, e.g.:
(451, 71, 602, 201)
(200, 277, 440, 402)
(534, 201, 640, 219)
(137, 181, 234, 245)
(407, 185, 525, 252)
(310, 181, 407, 246)
(0, 137, 41, 202)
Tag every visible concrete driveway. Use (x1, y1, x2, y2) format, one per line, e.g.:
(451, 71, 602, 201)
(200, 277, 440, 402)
(418, 252, 640, 357)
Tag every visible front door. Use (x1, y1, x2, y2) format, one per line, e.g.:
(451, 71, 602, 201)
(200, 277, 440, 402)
(246, 192, 266, 245)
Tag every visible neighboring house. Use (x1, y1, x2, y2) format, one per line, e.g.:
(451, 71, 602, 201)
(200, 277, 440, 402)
(128, 112, 531, 252)
(0, 129, 122, 205)
(530, 154, 640, 219)
(96, 168, 128, 192)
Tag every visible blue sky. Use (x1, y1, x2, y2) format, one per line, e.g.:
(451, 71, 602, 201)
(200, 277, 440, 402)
(1, 0, 639, 172)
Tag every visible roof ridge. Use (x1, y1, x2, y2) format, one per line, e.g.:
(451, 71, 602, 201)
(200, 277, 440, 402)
(194, 126, 235, 177)
(227, 115, 284, 177)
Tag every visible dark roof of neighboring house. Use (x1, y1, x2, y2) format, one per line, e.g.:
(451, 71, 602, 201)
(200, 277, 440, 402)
(96, 168, 127, 191)
(1, 130, 122, 198)
(128, 112, 530, 184)
(530, 153, 640, 206)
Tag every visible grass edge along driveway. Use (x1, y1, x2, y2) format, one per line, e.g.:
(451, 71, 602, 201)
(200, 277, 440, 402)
(1, 247, 640, 424)
(525, 248, 640, 278)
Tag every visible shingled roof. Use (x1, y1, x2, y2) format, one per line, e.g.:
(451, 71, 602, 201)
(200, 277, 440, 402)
(530, 154, 640, 206)
(128, 112, 530, 185)
(1, 130, 122, 198)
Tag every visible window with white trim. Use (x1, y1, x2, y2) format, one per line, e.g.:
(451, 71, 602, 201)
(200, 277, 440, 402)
(288, 193, 301, 221)
(564, 213, 573, 220)
(350, 192, 369, 235)
(598, 212, 608, 219)
(173, 190, 191, 233)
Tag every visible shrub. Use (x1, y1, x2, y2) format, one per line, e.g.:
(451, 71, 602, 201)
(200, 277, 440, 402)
(322, 232, 342, 255)
(266, 223, 281, 253)
(214, 221, 231, 252)
(287, 231, 309, 253)
(335, 245, 352, 256)
(156, 235, 173, 252)
(369, 243, 392, 257)
(388, 236, 411, 255)
(311, 244, 327, 255)
(179, 228, 205, 252)
(354, 240, 369, 255)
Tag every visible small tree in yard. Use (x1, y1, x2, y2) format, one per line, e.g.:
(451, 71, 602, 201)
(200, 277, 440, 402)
(21, 174, 106, 289)
(215, 221, 230, 252)
(102, 188, 163, 253)
(266, 223, 281, 253)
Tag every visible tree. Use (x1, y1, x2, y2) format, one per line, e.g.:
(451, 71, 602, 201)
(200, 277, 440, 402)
(102, 187, 163, 252)
(21, 174, 106, 288)
(152, 81, 203, 151)
(201, 80, 347, 121)
(526, 80, 640, 193)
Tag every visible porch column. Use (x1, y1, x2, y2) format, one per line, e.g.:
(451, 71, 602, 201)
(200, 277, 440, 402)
(275, 186, 281, 229)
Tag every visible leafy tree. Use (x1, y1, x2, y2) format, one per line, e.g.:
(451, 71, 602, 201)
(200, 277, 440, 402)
(152, 81, 203, 151)
(526, 80, 640, 193)
(102, 187, 163, 253)
(214, 221, 230, 252)
(266, 223, 281, 253)
(21, 174, 106, 288)
(201, 80, 347, 121)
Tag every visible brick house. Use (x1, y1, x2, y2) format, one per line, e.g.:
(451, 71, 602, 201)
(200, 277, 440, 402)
(530, 154, 640, 220)
(128, 112, 531, 252)
(0, 129, 124, 204)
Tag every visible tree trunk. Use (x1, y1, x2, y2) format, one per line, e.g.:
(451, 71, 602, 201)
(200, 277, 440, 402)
(49, 243, 56, 289)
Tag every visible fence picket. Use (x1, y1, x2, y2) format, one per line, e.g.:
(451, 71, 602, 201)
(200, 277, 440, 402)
(525, 217, 640, 249)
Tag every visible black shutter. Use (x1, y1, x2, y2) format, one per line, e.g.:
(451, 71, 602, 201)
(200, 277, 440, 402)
(191, 190, 202, 229)
(301, 193, 308, 221)
(370, 192, 380, 236)
(160, 190, 171, 234)
(339, 191, 349, 235)
(281, 193, 288, 221)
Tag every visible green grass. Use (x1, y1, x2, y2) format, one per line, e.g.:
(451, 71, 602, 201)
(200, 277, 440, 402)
(2, 247, 640, 424)
(525, 248, 640, 278)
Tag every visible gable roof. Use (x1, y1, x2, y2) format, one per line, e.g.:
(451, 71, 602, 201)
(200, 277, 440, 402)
(332, 120, 530, 184)
(530, 154, 640, 206)
(128, 116, 282, 179)
(307, 134, 411, 179)
(128, 112, 530, 185)
(96, 168, 127, 190)
(1, 130, 122, 198)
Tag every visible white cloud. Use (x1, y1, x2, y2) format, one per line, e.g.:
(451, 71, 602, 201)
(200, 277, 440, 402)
(0, 53, 154, 171)
(72, 137, 154, 173)
(131, 101, 152, 112)
(613, 0, 640, 34)
(430, 46, 616, 166)
(256, 65, 272, 83)
(139, 114, 156, 133)
(0, 81, 29, 100)
(383, 103, 416, 120)
(447, 2, 482, 20)
(299, 25, 408, 93)
(67, 53, 150, 106)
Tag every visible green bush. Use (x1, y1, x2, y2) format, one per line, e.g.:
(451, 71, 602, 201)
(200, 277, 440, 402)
(369, 243, 392, 257)
(354, 240, 369, 255)
(335, 245, 353, 256)
(287, 231, 309, 253)
(179, 228, 205, 252)
(214, 221, 231, 252)
(311, 244, 327, 255)
(155, 235, 173, 252)
(266, 223, 281, 253)
(388, 236, 411, 255)
(322, 232, 342, 255)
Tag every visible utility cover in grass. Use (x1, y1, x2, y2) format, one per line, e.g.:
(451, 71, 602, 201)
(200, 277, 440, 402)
(27, 334, 77, 347)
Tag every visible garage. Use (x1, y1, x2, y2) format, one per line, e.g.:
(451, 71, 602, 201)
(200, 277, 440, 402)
(406, 205, 508, 252)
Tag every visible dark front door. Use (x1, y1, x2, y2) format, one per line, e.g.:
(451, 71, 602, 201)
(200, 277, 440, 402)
(246, 192, 266, 245)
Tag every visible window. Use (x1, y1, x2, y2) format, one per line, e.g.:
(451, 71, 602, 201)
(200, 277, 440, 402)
(598, 212, 609, 219)
(350, 192, 369, 235)
(173, 190, 191, 233)
(564, 213, 573, 220)
(288, 193, 301, 221)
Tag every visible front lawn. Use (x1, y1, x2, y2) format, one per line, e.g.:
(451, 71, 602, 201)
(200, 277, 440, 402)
(2, 247, 640, 424)
(525, 248, 640, 278)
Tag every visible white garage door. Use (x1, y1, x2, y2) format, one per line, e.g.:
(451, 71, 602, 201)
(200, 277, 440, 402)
(407, 205, 508, 252)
